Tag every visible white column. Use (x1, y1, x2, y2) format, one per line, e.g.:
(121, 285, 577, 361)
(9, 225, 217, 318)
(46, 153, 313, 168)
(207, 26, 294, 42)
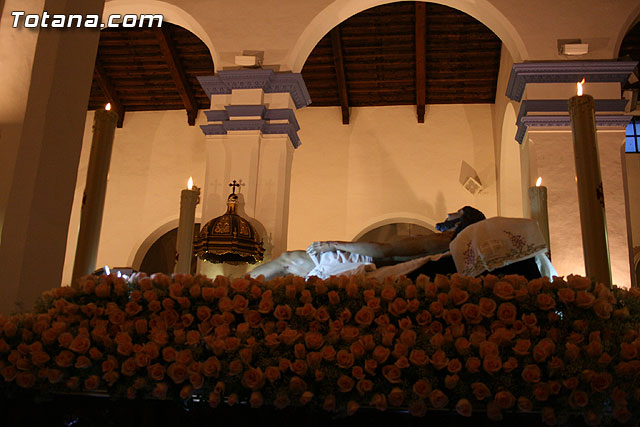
(197, 70, 310, 278)
(0, 0, 105, 313)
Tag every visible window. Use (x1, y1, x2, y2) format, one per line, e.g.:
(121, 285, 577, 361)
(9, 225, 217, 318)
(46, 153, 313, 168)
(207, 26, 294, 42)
(626, 116, 640, 153)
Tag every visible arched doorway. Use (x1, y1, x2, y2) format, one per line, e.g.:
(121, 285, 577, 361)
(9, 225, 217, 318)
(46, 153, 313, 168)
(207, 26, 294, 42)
(138, 224, 200, 275)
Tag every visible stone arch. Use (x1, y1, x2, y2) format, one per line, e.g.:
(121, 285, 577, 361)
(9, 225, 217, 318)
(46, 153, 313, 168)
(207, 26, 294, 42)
(498, 102, 524, 217)
(286, 0, 528, 72)
(130, 218, 179, 270)
(103, 0, 219, 70)
(614, 7, 640, 59)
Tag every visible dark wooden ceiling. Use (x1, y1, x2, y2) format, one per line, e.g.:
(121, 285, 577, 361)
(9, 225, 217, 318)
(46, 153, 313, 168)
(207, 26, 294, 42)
(88, 2, 506, 127)
(88, 22, 214, 127)
(301, 1, 503, 123)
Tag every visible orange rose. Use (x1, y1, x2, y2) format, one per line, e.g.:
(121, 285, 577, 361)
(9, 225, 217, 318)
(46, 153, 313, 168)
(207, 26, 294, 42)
(557, 288, 575, 304)
(340, 326, 360, 343)
(74, 355, 92, 369)
(429, 389, 449, 409)
(533, 339, 556, 362)
(503, 357, 518, 373)
(279, 328, 300, 346)
(568, 275, 592, 291)
(478, 297, 496, 317)
(16, 372, 36, 389)
(388, 298, 408, 317)
(533, 382, 550, 401)
(590, 372, 612, 392)
(493, 281, 515, 300)
(483, 355, 502, 374)
(31, 350, 51, 367)
(591, 299, 613, 319)
(409, 349, 429, 367)
(444, 308, 462, 325)
(355, 378, 371, 394)
(444, 374, 458, 389)
(121, 357, 138, 376)
(323, 395, 337, 412)
(55, 350, 74, 368)
(568, 390, 589, 409)
(368, 393, 386, 411)
(521, 364, 541, 383)
(495, 390, 515, 409)
(386, 387, 404, 407)
(304, 332, 324, 350)
(479, 341, 499, 358)
(496, 303, 517, 323)
(471, 382, 491, 400)
(465, 357, 481, 373)
(416, 310, 432, 326)
(517, 396, 533, 412)
(447, 358, 462, 374)
(455, 398, 472, 417)
(412, 379, 432, 398)
(337, 375, 355, 392)
(321, 345, 336, 361)
(351, 365, 365, 380)
(372, 346, 391, 364)
(565, 342, 581, 361)
(228, 359, 243, 376)
(381, 286, 396, 301)
(461, 303, 482, 324)
(202, 357, 221, 378)
(364, 359, 378, 375)
(382, 365, 402, 383)
(264, 366, 281, 383)
(242, 368, 265, 391)
(327, 291, 340, 305)
(429, 301, 444, 318)
(513, 339, 531, 356)
(291, 359, 308, 376)
(575, 291, 596, 308)
(431, 349, 449, 370)
(454, 337, 471, 355)
(350, 341, 365, 359)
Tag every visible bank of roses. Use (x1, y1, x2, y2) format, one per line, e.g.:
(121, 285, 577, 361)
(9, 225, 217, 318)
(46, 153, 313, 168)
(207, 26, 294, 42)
(2, 271, 640, 426)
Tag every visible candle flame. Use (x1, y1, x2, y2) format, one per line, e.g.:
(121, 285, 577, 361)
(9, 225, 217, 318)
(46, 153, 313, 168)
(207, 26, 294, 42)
(187, 177, 193, 190)
(536, 177, 542, 187)
(576, 78, 585, 96)
(105, 103, 112, 111)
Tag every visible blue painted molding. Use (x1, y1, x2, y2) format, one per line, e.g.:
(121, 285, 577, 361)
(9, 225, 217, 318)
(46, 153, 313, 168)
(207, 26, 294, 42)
(514, 99, 629, 143)
(516, 114, 632, 143)
(200, 106, 302, 148)
(505, 61, 638, 102)
(197, 69, 312, 109)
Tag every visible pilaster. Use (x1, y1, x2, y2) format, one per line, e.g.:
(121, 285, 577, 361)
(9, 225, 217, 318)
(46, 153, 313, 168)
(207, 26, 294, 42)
(197, 70, 310, 276)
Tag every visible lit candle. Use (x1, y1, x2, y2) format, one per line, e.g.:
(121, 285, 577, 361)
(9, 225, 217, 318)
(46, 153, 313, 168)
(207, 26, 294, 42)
(528, 177, 551, 260)
(72, 104, 118, 282)
(175, 177, 200, 274)
(568, 78, 611, 285)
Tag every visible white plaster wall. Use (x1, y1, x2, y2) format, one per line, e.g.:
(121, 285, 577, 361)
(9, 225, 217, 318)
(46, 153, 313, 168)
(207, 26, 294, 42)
(62, 110, 207, 285)
(288, 104, 498, 250)
(528, 130, 631, 287)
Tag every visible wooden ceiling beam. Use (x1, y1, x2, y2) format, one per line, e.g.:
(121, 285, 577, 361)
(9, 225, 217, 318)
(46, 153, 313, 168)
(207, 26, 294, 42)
(94, 60, 125, 128)
(154, 26, 198, 126)
(330, 26, 350, 125)
(415, 2, 427, 123)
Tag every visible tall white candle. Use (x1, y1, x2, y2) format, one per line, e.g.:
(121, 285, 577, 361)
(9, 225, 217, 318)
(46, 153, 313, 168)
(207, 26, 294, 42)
(175, 177, 200, 274)
(72, 104, 118, 282)
(568, 79, 611, 285)
(528, 177, 551, 260)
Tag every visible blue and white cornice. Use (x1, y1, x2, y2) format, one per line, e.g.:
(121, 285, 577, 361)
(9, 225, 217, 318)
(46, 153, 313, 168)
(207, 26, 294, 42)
(506, 61, 638, 102)
(197, 69, 312, 109)
(201, 105, 302, 148)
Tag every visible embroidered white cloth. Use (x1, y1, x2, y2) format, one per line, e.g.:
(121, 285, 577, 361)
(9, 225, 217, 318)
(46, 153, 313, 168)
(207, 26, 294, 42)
(449, 217, 555, 277)
(306, 250, 375, 279)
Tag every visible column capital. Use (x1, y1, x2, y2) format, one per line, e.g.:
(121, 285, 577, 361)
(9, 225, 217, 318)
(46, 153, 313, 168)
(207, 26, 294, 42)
(198, 70, 309, 148)
(198, 69, 311, 109)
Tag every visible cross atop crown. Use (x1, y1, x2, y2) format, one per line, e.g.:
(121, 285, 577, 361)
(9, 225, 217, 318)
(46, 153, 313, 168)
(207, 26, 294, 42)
(229, 180, 240, 195)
